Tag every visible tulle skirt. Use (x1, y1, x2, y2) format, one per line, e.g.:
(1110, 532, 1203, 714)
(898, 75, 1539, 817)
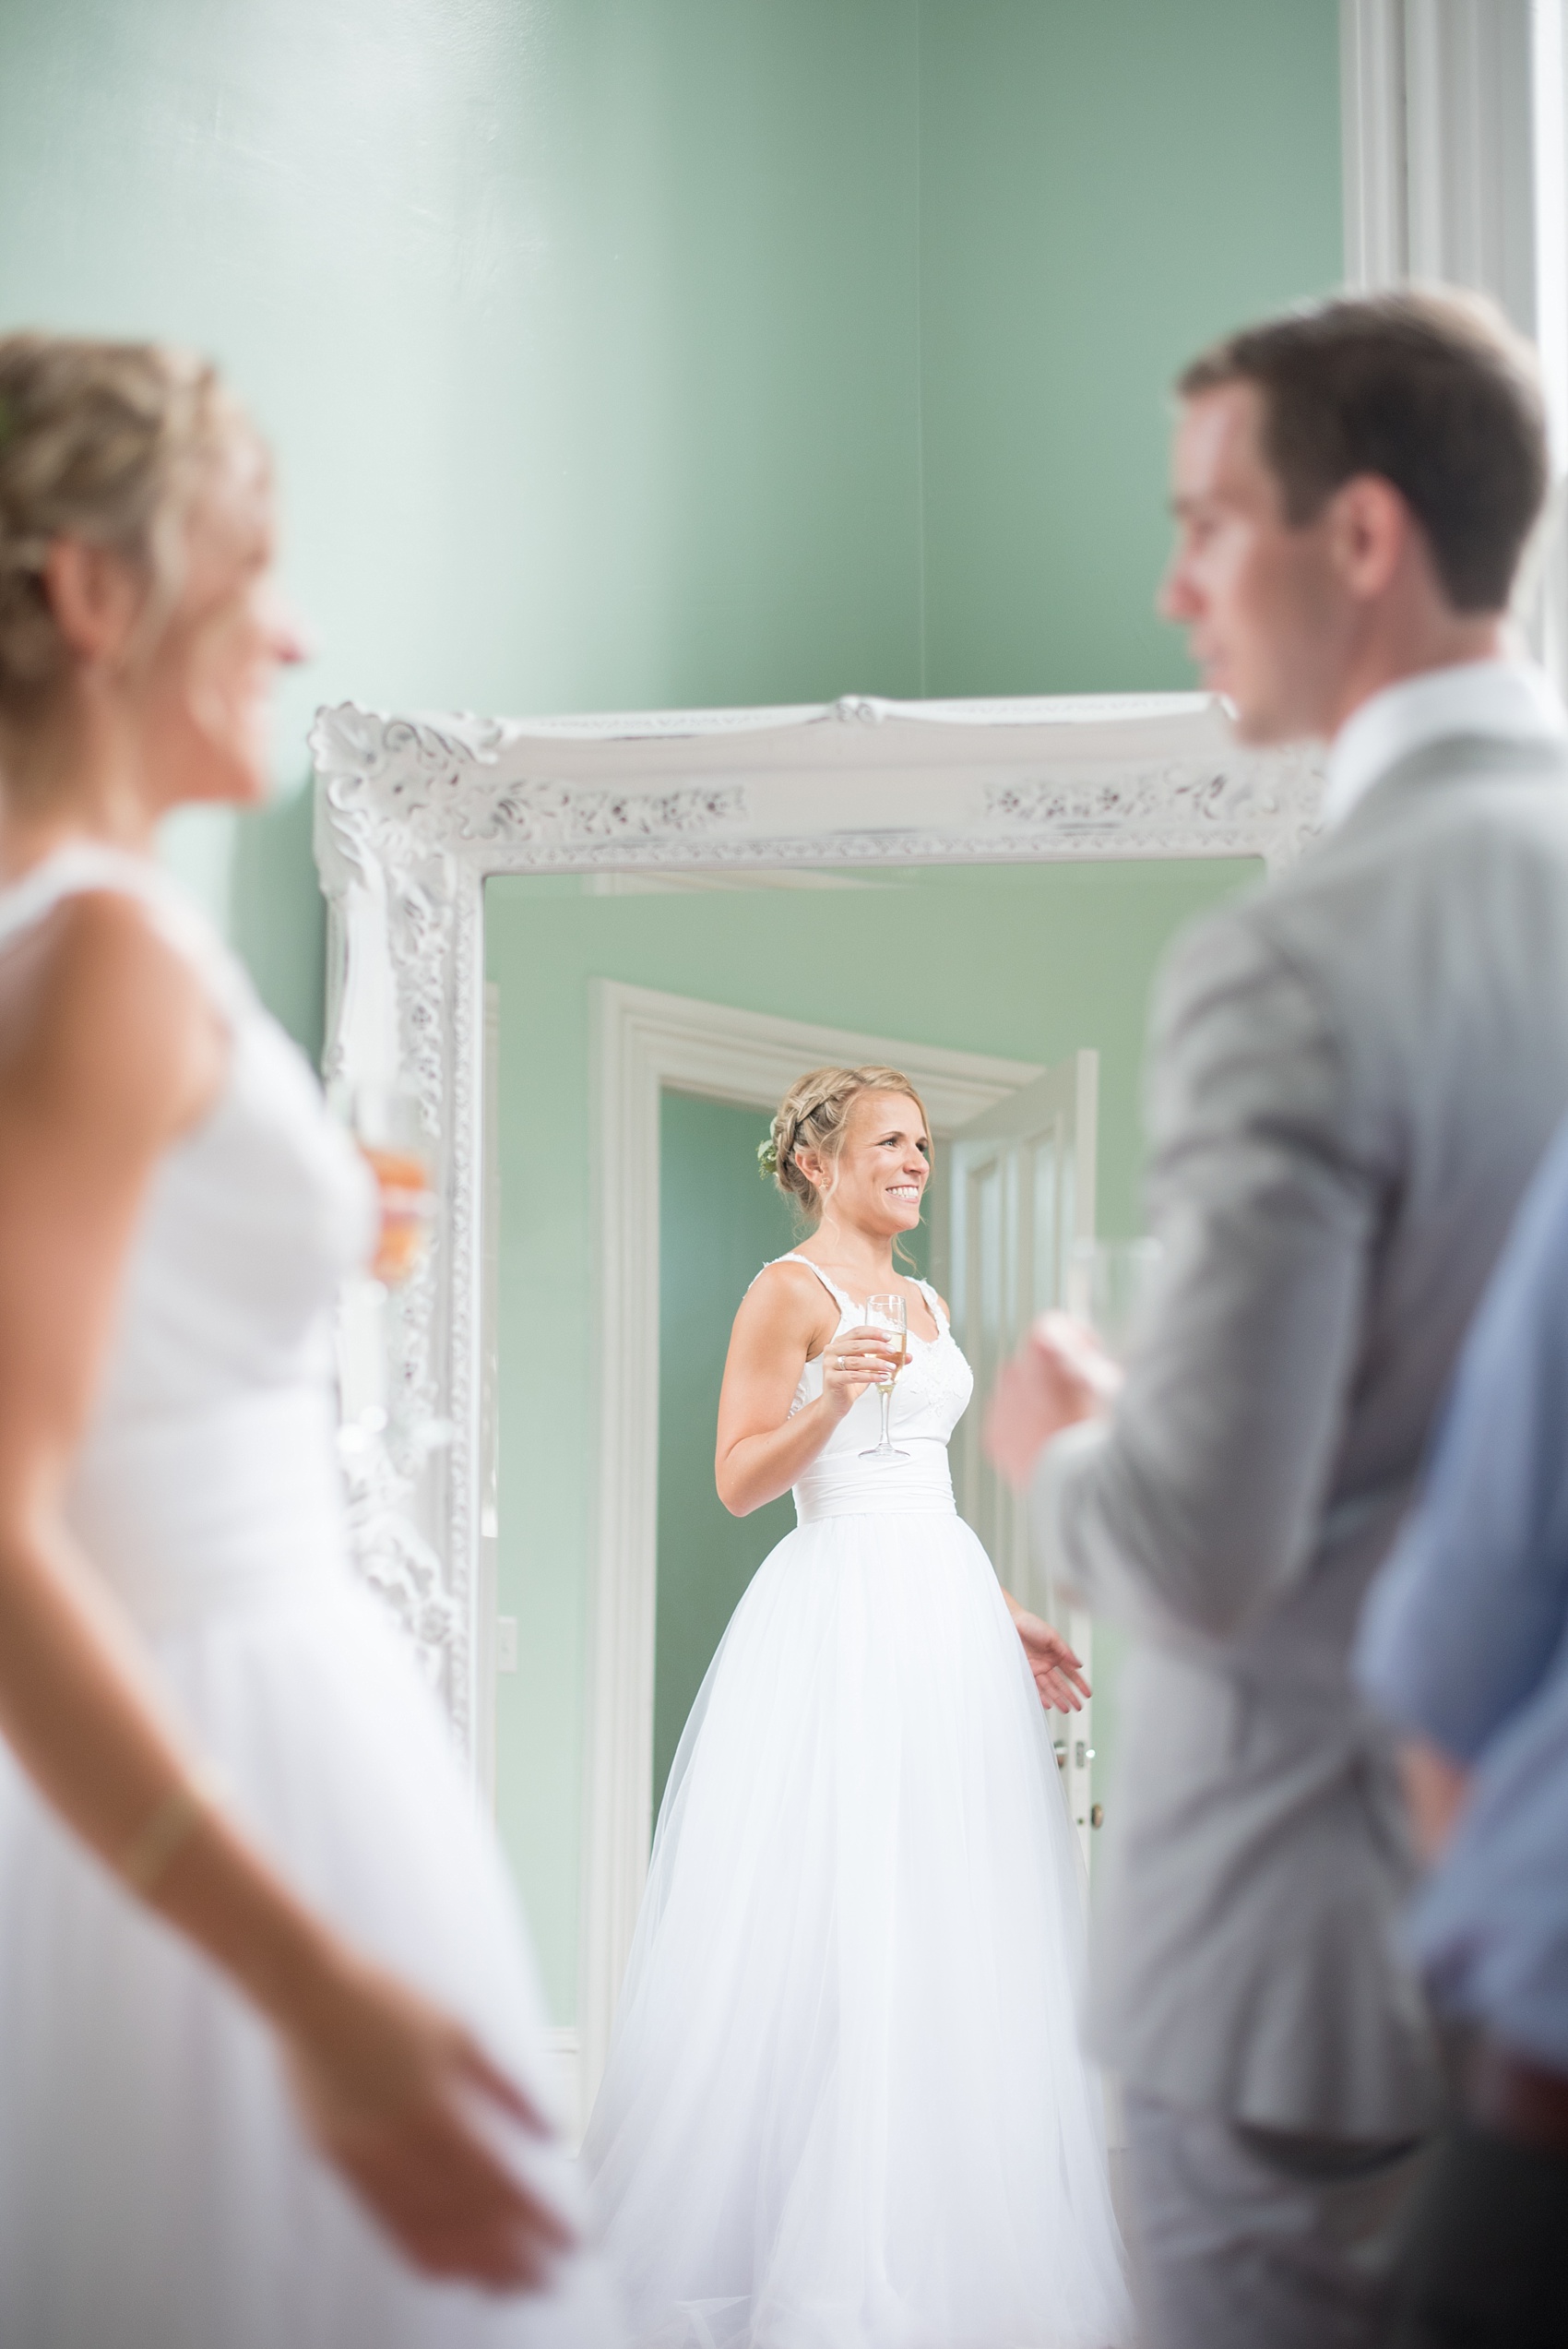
(582, 1509, 1132, 2349)
(0, 1566, 624, 2349)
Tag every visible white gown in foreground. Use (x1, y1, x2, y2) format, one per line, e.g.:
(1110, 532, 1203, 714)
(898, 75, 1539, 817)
(0, 848, 623, 2349)
(583, 1258, 1131, 2349)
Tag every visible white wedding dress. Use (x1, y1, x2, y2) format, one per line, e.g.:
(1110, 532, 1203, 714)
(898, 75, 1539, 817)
(0, 847, 623, 2349)
(583, 1258, 1131, 2349)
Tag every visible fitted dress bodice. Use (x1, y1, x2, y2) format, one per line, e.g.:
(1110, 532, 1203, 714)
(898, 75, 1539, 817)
(777, 1256, 975, 1522)
(0, 843, 622, 2348)
(0, 845, 376, 1628)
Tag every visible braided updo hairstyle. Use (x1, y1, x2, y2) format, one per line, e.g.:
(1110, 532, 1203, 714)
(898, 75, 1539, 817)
(760, 1065, 931, 1224)
(0, 334, 259, 729)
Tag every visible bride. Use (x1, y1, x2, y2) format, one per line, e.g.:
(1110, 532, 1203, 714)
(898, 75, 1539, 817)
(0, 334, 620, 2344)
(583, 1065, 1131, 2347)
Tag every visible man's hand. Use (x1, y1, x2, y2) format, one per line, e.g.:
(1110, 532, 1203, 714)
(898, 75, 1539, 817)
(984, 1311, 1121, 1493)
(1003, 1592, 1091, 1711)
(1398, 1736, 1472, 1865)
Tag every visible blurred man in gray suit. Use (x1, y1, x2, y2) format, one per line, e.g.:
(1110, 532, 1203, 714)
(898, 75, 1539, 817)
(987, 292, 1568, 2349)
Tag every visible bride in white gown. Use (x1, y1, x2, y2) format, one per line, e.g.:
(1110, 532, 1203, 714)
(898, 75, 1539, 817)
(584, 1066, 1131, 2347)
(0, 335, 621, 2344)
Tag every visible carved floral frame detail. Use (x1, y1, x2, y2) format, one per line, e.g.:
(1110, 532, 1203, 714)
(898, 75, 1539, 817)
(310, 688, 1323, 1761)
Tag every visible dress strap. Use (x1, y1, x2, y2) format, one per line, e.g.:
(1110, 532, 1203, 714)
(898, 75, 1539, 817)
(0, 843, 245, 1021)
(766, 1253, 858, 1316)
(761, 1255, 944, 1329)
(0, 844, 145, 950)
(916, 1278, 949, 1334)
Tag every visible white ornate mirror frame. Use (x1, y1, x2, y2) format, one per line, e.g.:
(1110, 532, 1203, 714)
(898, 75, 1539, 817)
(310, 688, 1321, 2058)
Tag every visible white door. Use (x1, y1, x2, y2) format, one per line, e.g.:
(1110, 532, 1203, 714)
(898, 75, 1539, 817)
(948, 1052, 1099, 1869)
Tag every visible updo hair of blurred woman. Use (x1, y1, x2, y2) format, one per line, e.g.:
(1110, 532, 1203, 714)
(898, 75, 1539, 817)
(760, 1065, 932, 1227)
(0, 334, 260, 733)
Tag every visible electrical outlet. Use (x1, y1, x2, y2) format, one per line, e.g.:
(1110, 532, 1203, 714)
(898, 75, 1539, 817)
(496, 1616, 518, 1674)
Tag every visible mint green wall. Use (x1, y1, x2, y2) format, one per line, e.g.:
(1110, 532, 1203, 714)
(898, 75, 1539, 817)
(656, 1095, 800, 1818)
(4, 0, 1342, 2027)
(2, 3, 1339, 1047)
(0, 0, 933, 1049)
(919, 0, 1345, 695)
(487, 858, 1259, 2019)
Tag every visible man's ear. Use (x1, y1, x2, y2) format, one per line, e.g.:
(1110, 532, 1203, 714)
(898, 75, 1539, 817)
(1324, 472, 1412, 603)
(41, 537, 145, 667)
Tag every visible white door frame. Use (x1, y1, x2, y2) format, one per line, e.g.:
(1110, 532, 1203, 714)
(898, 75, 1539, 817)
(577, 980, 1042, 2110)
(949, 1054, 1101, 1867)
(1341, 0, 1568, 671)
(1341, 0, 1538, 321)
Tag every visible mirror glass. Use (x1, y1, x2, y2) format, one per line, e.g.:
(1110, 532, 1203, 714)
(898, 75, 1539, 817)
(482, 852, 1258, 2031)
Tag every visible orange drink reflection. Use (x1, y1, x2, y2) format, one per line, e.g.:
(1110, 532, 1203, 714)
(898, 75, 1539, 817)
(363, 1146, 435, 1286)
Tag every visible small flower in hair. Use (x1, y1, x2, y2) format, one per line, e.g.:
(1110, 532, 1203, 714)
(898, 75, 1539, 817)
(756, 1136, 779, 1178)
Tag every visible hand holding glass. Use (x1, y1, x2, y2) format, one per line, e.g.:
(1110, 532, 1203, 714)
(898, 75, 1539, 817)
(859, 1293, 909, 1462)
(336, 1083, 437, 1288)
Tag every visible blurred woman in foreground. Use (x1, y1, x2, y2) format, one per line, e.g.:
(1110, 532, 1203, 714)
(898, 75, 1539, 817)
(0, 335, 621, 2347)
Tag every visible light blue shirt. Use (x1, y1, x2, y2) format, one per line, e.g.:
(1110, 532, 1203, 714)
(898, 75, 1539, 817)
(1357, 1109, 1568, 2074)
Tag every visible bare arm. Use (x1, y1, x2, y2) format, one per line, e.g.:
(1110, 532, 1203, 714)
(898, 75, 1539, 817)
(715, 1263, 896, 1516)
(1000, 1588, 1091, 1711)
(0, 894, 571, 2290)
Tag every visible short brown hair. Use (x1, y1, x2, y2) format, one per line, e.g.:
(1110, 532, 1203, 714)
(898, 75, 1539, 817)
(1178, 290, 1548, 612)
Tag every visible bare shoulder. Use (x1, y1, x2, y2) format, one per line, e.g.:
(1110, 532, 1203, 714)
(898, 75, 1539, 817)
(731, 1257, 837, 1351)
(0, 888, 224, 1141)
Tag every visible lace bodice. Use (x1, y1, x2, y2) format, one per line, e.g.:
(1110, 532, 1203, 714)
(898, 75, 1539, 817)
(768, 1254, 975, 1521)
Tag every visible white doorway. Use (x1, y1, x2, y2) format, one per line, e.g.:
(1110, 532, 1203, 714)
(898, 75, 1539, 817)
(481, 984, 1107, 2133)
(949, 1055, 1100, 1869)
(575, 981, 1068, 2120)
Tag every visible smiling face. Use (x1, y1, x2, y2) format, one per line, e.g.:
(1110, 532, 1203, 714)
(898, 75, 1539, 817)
(1158, 380, 1354, 744)
(134, 439, 305, 813)
(806, 1089, 931, 1238)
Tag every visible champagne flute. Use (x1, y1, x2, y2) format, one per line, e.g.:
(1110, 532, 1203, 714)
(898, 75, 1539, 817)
(1062, 1237, 1162, 1363)
(339, 1081, 437, 1289)
(859, 1293, 909, 1462)
(330, 1080, 447, 1465)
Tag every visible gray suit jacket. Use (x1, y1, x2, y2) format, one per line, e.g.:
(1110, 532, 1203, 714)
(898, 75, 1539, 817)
(1033, 729, 1568, 2140)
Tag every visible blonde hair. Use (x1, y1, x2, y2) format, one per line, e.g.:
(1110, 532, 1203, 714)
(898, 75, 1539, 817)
(0, 333, 259, 719)
(762, 1065, 931, 1224)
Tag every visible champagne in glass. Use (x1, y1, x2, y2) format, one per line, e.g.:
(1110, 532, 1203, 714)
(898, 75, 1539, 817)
(336, 1081, 437, 1288)
(859, 1293, 909, 1462)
